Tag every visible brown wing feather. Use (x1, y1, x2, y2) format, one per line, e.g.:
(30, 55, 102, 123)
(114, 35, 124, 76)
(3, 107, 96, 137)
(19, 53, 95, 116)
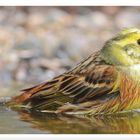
(58, 65, 117, 104)
(9, 52, 119, 113)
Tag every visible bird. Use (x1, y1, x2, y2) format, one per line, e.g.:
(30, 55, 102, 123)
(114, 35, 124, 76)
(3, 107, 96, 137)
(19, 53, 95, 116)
(8, 27, 140, 115)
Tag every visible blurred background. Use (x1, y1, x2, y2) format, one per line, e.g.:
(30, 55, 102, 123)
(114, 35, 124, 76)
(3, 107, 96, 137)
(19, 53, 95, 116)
(0, 6, 140, 95)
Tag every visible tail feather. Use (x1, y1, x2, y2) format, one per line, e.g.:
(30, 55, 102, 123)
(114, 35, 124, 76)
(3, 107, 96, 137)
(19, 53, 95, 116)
(10, 78, 60, 104)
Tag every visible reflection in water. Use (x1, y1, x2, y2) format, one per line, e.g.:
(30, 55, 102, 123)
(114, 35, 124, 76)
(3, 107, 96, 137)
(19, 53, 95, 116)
(15, 109, 140, 134)
(3, 86, 140, 134)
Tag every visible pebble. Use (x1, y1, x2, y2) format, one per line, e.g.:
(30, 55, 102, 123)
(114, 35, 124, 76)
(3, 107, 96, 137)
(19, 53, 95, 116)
(0, 7, 139, 88)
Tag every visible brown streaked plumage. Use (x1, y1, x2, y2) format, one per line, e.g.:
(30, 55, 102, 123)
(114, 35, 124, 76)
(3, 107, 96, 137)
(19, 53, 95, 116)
(7, 28, 140, 115)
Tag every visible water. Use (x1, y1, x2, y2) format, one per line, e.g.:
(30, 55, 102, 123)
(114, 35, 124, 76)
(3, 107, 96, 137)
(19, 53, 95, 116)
(1, 86, 140, 134)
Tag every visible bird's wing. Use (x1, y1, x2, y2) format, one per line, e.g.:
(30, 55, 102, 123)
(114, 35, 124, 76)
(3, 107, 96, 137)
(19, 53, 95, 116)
(9, 52, 120, 112)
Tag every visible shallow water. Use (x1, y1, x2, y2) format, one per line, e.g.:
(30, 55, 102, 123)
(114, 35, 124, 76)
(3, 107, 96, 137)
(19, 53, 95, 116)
(1, 86, 140, 134)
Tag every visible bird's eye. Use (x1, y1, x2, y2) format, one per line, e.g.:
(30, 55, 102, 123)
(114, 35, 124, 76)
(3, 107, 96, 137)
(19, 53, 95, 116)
(137, 39, 140, 45)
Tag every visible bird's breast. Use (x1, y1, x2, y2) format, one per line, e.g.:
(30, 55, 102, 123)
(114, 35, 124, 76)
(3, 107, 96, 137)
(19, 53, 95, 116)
(119, 73, 140, 111)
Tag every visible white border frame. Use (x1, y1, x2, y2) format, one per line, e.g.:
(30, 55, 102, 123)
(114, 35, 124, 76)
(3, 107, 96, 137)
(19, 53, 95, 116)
(0, 0, 139, 6)
(1, 135, 140, 140)
(0, 1, 140, 140)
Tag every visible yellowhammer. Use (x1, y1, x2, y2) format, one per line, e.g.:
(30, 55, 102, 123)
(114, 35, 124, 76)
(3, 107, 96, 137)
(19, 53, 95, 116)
(8, 28, 140, 115)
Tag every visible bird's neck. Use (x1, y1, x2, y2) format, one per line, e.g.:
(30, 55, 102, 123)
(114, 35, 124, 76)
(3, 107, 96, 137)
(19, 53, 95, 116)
(118, 64, 140, 83)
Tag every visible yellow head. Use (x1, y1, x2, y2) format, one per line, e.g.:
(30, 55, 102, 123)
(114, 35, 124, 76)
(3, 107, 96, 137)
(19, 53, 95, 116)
(101, 28, 140, 66)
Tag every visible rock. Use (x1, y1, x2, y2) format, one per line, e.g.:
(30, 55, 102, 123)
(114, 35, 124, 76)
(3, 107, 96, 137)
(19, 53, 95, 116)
(0, 7, 139, 88)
